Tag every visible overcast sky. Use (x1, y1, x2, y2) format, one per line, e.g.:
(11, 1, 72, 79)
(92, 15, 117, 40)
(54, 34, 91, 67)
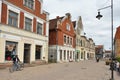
(43, 0, 120, 50)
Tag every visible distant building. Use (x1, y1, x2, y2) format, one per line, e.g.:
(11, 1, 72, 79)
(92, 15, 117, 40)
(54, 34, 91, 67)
(0, 0, 49, 63)
(114, 26, 120, 57)
(74, 16, 95, 61)
(104, 50, 111, 58)
(95, 45, 104, 58)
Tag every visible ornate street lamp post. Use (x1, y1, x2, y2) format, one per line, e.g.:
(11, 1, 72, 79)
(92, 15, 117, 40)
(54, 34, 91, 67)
(96, 0, 114, 80)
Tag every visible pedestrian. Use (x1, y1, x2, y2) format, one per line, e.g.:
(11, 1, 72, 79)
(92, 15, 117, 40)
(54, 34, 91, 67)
(116, 61, 120, 72)
(96, 57, 99, 62)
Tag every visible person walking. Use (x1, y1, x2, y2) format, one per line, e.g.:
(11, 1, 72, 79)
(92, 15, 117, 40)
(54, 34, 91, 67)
(116, 61, 120, 72)
(96, 57, 99, 62)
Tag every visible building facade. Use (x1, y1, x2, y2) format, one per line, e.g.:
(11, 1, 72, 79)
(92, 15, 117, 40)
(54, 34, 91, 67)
(49, 13, 76, 62)
(114, 26, 120, 57)
(95, 45, 104, 59)
(0, 0, 49, 64)
(74, 16, 95, 61)
(88, 38, 95, 59)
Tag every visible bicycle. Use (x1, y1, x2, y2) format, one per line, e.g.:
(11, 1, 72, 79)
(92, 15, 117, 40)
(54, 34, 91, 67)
(9, 62, 24, 73)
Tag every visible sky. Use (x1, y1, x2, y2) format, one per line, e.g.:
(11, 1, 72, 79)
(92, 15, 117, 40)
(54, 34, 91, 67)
(43, 0, 120, 50)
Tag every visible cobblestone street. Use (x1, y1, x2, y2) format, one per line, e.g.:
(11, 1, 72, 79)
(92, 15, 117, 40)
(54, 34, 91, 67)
(0, 60, 120, 80)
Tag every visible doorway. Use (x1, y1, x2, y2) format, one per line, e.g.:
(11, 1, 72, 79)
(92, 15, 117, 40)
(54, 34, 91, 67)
(24, 44, 31, 63)
(35, 45, 42, 60)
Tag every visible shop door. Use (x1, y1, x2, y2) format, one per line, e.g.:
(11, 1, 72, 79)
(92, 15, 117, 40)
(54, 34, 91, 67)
(35, 45, 42, 60)
(24, 44, 31, 63)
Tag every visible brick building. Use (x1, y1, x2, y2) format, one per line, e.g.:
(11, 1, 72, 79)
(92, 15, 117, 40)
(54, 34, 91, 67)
(95, 45, 104, 58)
(0, 0, 49, 64)
(114, 26, 120, 57)
(49, 13, 76, 62)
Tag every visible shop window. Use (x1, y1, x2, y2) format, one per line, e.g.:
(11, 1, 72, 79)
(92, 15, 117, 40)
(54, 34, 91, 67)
(5, 41, 17, 61)
(67, 51, 69, 60)
(81, 52, 83, 59)
(64, 50, 66, 60)
(8, 10, 18, 27)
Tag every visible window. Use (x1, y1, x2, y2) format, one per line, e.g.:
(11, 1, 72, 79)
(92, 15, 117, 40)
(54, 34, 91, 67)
(8, 10, 18, 27)
(25, 17, 32, 31)
(67, 36, 69, 44)
(24, 0, 34, 9)
(70, 38, 72, 45)
(66, 23, 70, 31)
(64, 50, 66, 60)
(64, 35, 66, 44)
(5, 41, 18, 61)
(37, 22, 43, 35)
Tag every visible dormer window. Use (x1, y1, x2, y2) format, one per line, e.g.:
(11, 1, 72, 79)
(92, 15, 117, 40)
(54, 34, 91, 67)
(66, 23, 70, 31)
(24, 0, 34, 9)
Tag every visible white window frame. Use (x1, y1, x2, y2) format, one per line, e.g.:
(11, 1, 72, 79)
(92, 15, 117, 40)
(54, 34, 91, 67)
(24, 13, 33, 32)
(23, 0, 35, 10)
(66, 23, 70, 31)
(7, 5, 20, 28)
(36, 22, 43, 35)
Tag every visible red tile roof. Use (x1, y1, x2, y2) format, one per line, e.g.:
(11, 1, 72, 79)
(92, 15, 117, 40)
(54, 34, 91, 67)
(95, 45, 103, 48)
(105, 50, 111, 53)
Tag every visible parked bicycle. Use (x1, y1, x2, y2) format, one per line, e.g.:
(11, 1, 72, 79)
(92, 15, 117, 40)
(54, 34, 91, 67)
(9, 62, 24, 73)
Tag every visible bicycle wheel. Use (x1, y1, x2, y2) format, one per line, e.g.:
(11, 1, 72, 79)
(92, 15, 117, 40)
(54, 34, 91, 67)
(9, 66, 14, 73)
(19, 62, 24, 70)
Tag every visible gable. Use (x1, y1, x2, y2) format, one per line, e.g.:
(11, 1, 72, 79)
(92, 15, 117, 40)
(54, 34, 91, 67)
(61, 13, 75, 36)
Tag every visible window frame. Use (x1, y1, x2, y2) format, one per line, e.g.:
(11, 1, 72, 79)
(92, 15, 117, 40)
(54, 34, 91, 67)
(66, 23, 70, 31)
(24, 17, 32, 31)
(36, 22, 43, 35)
(24, 0, 35, 10)
(8, 10, 18, 27)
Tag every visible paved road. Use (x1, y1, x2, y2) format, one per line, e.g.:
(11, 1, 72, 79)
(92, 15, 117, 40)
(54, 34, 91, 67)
(0, 60, 120, 80)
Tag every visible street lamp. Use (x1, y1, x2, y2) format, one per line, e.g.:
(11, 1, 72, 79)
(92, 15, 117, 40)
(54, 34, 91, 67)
(96, 0, 114, 80)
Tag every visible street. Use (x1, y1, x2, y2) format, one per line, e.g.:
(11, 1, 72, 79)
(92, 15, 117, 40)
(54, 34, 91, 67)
(0, 60, 120, 80)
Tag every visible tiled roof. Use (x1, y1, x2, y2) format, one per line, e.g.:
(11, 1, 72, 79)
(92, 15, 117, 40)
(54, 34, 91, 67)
(105, 50, 111, 53)
(115, 26, 120, 39)
(95, 45, 103, 48)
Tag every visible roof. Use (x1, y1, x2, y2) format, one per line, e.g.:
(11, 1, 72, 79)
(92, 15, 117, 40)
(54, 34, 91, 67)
(95, 45, 104, 48)
(49, 16, 64, 30)
(115, 26, 120, 39)
(105, 50, 111, 53)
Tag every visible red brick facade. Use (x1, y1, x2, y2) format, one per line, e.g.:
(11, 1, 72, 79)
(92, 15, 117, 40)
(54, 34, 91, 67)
(19, 12, 24, 29)
(1, 3, 7, 24)
(49, 13, 76, 47)
(1, 0, 48, 36)
(114, 26, 120, 57)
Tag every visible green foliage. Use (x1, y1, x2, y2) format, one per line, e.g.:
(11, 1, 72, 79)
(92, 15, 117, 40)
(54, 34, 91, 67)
(116, 57, 120, 62)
